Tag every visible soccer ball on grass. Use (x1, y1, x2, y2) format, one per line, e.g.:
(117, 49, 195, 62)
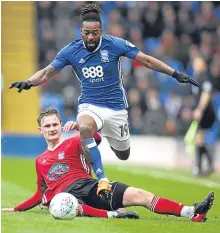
(49, 192, 79, 220)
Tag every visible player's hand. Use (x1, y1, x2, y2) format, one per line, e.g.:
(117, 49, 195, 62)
(97, 179, 112, 201)
(1, 208, 15, 212)
(172, 71, 200, 87)
(9, 80, 33, 93)
(63, 121, 78, 132)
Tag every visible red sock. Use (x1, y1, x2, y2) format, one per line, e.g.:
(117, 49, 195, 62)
(150, 196, 184, 216)
(79, 204, 108, 218)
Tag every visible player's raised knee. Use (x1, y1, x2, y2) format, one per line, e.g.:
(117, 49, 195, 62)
(78, 123, 95, 135)
(78, 115, 97, 136)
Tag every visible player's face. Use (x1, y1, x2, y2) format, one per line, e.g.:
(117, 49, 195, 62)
(81, 21, 102, 52)
(38, 115, 62, 143)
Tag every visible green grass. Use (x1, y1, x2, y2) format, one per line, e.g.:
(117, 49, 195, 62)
(2, 157, 220, 233)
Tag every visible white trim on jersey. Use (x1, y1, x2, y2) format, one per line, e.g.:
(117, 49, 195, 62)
(72, 67, 82, 84)
(71, 68, 83, 104)
(42, 194, 47, 204)
(93, 36, 102, 53)
(82, 36, 103, 53)
(118, 57, 129, 108)
(121, 86, 129, 108)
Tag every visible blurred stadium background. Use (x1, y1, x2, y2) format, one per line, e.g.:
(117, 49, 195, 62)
(2, 1, 220, 172)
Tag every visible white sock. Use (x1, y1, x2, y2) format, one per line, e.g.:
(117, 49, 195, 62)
(180, 206, 195, 219)
(107, 211, 118, 218)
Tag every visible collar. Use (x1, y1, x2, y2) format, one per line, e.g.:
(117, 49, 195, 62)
(47, 139, 65, 151)
(82, 36, 102, 53)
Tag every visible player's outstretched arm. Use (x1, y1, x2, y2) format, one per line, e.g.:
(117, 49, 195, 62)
(4, 190, 42, 212)
(9, 64, 60, 93)
(135, 52, 200, 87)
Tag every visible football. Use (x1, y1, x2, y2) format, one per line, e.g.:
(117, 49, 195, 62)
(49, 192, 79, 220)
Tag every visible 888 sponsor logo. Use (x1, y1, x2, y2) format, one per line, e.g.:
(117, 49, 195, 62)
(82, 65, 104, 83)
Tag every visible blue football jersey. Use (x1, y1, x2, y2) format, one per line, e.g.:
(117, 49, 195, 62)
(51, 34, 139, 110)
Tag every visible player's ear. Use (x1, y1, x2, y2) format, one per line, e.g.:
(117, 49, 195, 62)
(38, 127, 43, 135)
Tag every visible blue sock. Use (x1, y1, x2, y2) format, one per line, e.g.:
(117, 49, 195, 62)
(83, 138, 105, 180)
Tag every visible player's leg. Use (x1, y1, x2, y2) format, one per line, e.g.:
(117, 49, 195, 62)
(77, 105, 104, 177)
(193, 129, 206, 176)
(78, 204, 139, 219)
(201, 107, 216, 176)
(107, 137, 130, 160)
(68, 178, 138, 219)
(77, 204, 111, 218)
(101, 182, 214, 222)
(77, 105, 110, 196)
(121, 186, 214, 222)
(194, 107, 215, 176)
(103, 109, 130, 160)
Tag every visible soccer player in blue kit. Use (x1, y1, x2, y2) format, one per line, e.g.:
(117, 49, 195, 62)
(10, 3, 200, 199)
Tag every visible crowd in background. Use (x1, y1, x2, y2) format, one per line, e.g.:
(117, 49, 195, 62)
(36, 1, 220, 139)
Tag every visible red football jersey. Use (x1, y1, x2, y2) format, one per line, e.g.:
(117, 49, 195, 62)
(14, 133, 101, 211)
(37, 135, 92, 204)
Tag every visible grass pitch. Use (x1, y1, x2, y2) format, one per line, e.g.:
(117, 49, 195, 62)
(2, 157, 220, 233)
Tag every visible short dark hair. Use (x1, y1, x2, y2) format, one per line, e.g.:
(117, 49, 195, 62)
(37, 108, 62, 126)
(80, 3, 102, 25)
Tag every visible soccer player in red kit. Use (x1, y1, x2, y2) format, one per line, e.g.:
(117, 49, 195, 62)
(2, 108, 214, 222)
(1, 108, 138, 219)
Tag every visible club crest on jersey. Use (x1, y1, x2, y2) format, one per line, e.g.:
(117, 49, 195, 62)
(58, 151, 65, 160)
(48, 163, 69, 181)
(100, 50, 109, 62)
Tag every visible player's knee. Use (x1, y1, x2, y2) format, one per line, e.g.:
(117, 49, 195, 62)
(78, 123, 94, 136)
(123, 187, 154, 207)
(195, 131, 205, 146)
(78, 118, 96, 136)
(77, 115, 97, 136)
(113, 148, 130, 160)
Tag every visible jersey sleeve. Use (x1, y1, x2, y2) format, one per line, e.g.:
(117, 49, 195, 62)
(113, 37, 139, 59)
(36, 158, 48, 196)
(50, 47, 70, 71)
(13, 190, 41, 211)
(13, 159, 43, 211)
(202, 81, 213, 93)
